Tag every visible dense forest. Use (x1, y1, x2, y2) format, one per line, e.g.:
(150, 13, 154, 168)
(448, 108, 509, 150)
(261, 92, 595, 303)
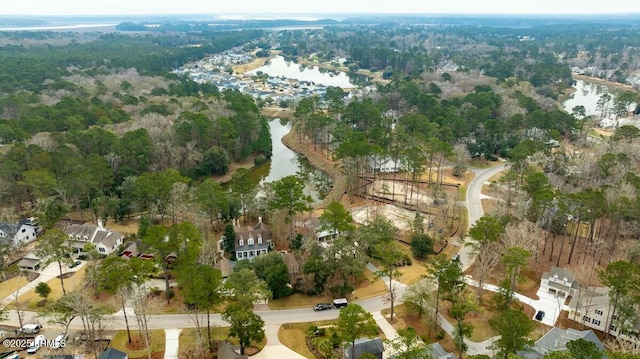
(0, 29, 271, 226)
(0, 16, 640, 359)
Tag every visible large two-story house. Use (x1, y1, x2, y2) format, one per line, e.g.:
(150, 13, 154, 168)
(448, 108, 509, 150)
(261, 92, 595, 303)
(0, 217, 40, 247)
(224, 218, 271, 261)
(63, 219, 124, 255)
(539, 266, 579, 298)
(567, 286, 640, 344)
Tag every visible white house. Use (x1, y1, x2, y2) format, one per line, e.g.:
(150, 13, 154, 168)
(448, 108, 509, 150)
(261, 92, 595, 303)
(539, 266, 579, 298)
(0, 217, 40, 247)
(568, 286, 640, 344)
(221, 218, 271, 261)
(63, 219, 124, 255)
(368, 155, 401, 173)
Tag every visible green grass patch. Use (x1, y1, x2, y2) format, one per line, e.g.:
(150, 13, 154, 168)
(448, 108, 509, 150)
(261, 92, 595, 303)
(269, 293, 334, 310)
(109, 330, 165, 359)
(279, 320, 339, 359)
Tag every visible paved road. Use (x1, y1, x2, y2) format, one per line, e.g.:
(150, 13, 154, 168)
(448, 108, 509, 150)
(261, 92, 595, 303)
(1, 163, 510, 358)
(459, 163, 508, 272)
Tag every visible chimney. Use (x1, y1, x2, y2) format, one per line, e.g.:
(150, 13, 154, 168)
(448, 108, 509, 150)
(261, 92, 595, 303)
(97, 218, 104, 230)
(258, 216, 262, 223)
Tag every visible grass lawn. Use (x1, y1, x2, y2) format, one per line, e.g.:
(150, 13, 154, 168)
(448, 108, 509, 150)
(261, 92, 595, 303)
(16, 266, 88, 310)
(352, 269, 387, 300)
(269, 292, 334, 310)
(383, 304, 458, 356)
(278, 320, 339, 359)
(109, 330, 165, 359)
(179, 327, 267, 358)
(0, 275, 29, 299)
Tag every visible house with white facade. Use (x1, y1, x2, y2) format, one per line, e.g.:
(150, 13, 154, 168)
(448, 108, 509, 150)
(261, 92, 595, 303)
(63, 219, 124, 255)
(568, 286, 640, 344)
(226, 218, 271, 261)
(368, 155, 401, 173)
(0, 217, 40, 247)
(539, 266, 579, 298)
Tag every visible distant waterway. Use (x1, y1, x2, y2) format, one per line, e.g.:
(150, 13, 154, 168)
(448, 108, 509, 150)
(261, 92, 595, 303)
(250, 118, 331, 204)
(0, 24, 117, 31)
(248, 55, 368, 88)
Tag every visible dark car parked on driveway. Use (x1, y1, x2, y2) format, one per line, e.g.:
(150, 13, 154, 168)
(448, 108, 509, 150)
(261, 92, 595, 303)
(535, 310, 545, 321)
(313, 303, 332, 311)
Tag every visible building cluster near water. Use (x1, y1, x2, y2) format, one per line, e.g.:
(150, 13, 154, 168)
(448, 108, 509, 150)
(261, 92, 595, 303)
(173, 50, 375, 104)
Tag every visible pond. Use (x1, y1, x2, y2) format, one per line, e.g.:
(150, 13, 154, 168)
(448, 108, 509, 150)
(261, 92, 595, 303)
(562, 79, 614, 117)
(248, 56, 369, 88)
(250, 118, 332, 203)
(562, 79, 638, 128)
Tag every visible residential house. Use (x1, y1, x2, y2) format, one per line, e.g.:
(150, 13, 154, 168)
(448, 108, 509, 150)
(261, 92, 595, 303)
(517, 328, 604, 359)
(120, 241, 139, 259)
(98, 348, 128, 359)
(568, 286, 640, 344)
(227, 218, 271, 261)
(368, 155, 401, 173)
(218, 340, 247, 359)
(63, 219, 124, 255)
(390, 342, 455, 359)
(303, 217, 339, 243)
(0, 217, 40, 247)
(540, 267, 579, 298)
(344, 338, 384, 359)
(17, 252, 41, 271)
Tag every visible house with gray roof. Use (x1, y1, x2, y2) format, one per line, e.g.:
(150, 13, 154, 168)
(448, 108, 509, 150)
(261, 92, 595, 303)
(540, 266, 579, 298)
(425, 342, 456, 359)
(17, 252, 41, 271)
(218, 340, 247, 359)
(517, 328, 604, 359)
(229, 218, 271, 261)
(63, 219, 124, 255)
(344, 337, 384, 359)
(98, 348, 128, 359)
(0, 217, 39, 247)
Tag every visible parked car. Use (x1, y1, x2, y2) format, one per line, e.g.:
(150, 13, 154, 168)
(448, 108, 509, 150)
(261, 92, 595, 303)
(19, 324, 42, 334)
(27, 335, 46, 354)
(451, 254, 460, 262)
(313, 303, 332, 311)
(333, 298, 348, 308)
(535, 310, 545, 321)
(52, 333, 66, 349)
(68, 260, 81, 268)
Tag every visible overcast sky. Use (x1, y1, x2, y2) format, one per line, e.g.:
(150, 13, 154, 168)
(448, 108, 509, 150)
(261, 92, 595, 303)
(1, 0, 639, 16)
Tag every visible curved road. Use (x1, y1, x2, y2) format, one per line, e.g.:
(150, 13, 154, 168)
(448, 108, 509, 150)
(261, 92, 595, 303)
(1, 163, 508, 356)
(459, 163, 507, 272)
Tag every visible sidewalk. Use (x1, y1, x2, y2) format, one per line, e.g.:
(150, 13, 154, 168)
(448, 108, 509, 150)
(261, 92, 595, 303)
(164, 329, 181, 359)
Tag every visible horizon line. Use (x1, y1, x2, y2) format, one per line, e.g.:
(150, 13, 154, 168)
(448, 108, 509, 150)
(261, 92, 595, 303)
(2, 12, 640, 17)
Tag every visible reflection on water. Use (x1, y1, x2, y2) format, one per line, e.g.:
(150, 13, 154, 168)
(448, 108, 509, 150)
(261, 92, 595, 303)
(251, 118, 332, 203)
(248, 56, 367, 88)
(563, 80, 615, 117)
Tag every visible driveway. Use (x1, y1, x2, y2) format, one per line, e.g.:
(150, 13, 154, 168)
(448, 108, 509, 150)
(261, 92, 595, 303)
(0, 260, 86, 306)
(0, 163, 512, 358)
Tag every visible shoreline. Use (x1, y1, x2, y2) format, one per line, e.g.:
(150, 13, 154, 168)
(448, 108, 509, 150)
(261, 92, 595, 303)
(573, 74, 636, 91)
(280, 128, 347, 209)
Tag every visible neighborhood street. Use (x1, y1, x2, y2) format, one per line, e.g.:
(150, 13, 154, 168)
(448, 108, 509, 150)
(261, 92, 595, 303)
(1, 163, 515, 358)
